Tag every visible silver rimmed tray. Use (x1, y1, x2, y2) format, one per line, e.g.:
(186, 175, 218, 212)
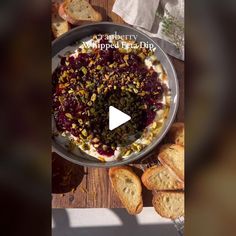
(52, 22, 179, 167)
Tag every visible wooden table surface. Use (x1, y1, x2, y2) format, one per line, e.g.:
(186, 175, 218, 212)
(52, 0, 184, 208)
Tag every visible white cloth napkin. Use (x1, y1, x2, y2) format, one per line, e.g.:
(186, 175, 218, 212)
(112, 0, 184, 60)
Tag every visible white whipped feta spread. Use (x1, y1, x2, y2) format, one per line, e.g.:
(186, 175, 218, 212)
(53, 35, 170, 162)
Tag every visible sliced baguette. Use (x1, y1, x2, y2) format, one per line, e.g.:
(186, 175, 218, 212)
(141, 165, 184, 191)
(109, 166, 143, 215)
(152, 191, 184, 219)
(60, 0, 102, 25)
(52, 3, 70, 38)
(158, 144, 184, 181)
(168, 122, 184, 146)
(58, 2, 76, 24)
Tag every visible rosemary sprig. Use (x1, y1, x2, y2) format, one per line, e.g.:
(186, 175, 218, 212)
(157, 10, 184, 51)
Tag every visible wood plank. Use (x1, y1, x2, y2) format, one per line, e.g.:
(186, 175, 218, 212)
(89, 0, 108, 21)
(107, 0, 125, 23)
(86, 168, 109, 207)
(52, 152, 87, 208)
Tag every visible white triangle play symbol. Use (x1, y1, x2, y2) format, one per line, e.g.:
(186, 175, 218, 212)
(109, 106, 131, 131)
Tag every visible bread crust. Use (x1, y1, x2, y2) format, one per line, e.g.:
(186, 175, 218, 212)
(158, 144, 184, 181)
(141, 165, 184, 190)
(152, 191, 184, 219)
(58, 2, 78, 24)
(61, 0, 102, 25)
(52, 2, 70, 38)
(109, 166, 143, 215)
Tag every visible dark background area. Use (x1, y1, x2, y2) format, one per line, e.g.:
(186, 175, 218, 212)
(0, 0, 236, 235)
(185, 1, 236, 235)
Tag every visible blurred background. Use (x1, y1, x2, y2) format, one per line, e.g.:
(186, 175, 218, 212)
(185, 1, 236, 235)
(0, 0, 236, 235)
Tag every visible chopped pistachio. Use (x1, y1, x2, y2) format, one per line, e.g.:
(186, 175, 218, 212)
(96, 65, 102, 70)
(132, 143, 142, 152)
(91, 93, 97, 102)
(123, 55, 129, 65)
(81, 129, 88, 137)
(78, 89, 85, 95)
(81, 66, 87, 75)
(78, 118, 83, 125)
(118, 48, 127, 53)
(72, 123, 77, 129)
(85, 121, 90, 126)
(127, 48, 132, 53)
(70, 78, 76, 84)
(58, 96, 64, 103)
(119, 63, 126, 68)
(97, 86, 102, 94)
(123, 54, 129, 61)
(90, 107, 95, 114)
(87, 101, 92, 106)
(65, 113, 73, 119)
(91, 138, 99, 145)
(151, 122, 157, 129)
(81, 143, 90, 150)
(124, 150, 131, 156)
(140, 91, 146, 96)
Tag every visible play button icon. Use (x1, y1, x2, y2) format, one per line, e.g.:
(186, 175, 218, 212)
(90, 88, 147, 147)
(109, 106, 131, 131)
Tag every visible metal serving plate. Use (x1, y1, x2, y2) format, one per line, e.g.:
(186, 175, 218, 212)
(52, 22, 179, 167)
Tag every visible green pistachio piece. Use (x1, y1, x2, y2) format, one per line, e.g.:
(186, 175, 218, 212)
(87, 101, 92, 106)
(124, 150, 131, 156)
(91, 93, 97, 102)
(81, 129, 88, 137)
(65, 113, 73, 119)
(92, 137, 100, 143)
(72, 123, 77, 129)
(81, 66, 87, 75)
(81, 143, 90, 150)
(96, 65, 102, 70)
(78, 118, 83, 125)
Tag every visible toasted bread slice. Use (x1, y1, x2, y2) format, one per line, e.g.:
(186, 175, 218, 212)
(158, 144, 184, 181)
(52, 3, 70, 38)
(109, 166, 143, 215)
(168, 122, 184, 146)
(141, 165, 184, 191)
(152, 191, 184, 219)
(58, 2, 76, 24)
(60, 0, 102, 25)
